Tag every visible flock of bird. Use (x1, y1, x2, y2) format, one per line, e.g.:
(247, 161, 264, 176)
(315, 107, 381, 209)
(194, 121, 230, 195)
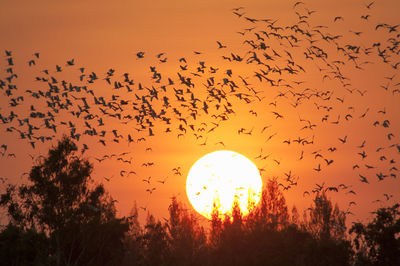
(0, 1, 399, 215)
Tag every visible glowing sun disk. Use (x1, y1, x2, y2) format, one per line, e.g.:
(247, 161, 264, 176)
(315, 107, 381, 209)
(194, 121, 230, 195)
(186, 150, 262, 219)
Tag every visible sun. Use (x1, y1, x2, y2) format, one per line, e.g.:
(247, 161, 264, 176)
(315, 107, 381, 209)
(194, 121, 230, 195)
(186, 150, 262, 219)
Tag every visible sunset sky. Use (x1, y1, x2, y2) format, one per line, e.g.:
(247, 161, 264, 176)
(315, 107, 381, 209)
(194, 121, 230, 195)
(1, 0, 399, 226)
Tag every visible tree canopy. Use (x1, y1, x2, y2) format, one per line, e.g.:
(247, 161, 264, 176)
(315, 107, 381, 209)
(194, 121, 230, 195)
(0, 136, 129, 266)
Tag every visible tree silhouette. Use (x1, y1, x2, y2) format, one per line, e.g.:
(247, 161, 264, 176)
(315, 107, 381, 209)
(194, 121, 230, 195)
(247, 177, 289, 231)
(303, 191, 347, 241)
(301, 191, 352, 266)
(141, 214, 170, 266)
(350, 203, 400, 266)
(167, 196, 207, 266)
(122, 203, 145, 266)
(209, 199, 223, 249)
(0, 136, 129, 265)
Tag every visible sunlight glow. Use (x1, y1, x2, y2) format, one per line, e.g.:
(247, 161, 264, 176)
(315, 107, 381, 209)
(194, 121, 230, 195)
(186, 150, 262, 219)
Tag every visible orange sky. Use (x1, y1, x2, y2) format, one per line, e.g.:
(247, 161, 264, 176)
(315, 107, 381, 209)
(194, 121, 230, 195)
(1, 0, 400, 226)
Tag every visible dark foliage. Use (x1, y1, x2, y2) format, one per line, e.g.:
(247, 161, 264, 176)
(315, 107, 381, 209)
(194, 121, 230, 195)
(350, 203, 400, 266)
(0, 136, 129, 266)
(0, 224, 48, 266)
(123, 179, 354, 266)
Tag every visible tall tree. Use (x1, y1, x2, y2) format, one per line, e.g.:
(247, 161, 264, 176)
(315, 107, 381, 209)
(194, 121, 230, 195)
(0, 136, 129, 266)
(167, 197, 207, 266)
(141, 214, 170, 266)
(122, 203, 145, 266)
(247, 177, 289, 231)
(303, 191, 346, 241)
